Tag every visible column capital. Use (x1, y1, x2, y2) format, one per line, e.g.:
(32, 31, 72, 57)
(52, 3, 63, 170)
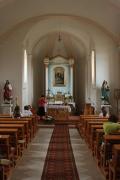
(44, 57, 49, 66)
(69, 58, 74, 66)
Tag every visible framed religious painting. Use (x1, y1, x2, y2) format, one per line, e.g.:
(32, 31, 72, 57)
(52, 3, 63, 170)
(54, 67, 65, 86)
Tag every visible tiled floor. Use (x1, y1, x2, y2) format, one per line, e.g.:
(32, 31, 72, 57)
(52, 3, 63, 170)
(10, 128, 53, 180)
(10, 127, 105, 180)
(70, 129, 105, 180)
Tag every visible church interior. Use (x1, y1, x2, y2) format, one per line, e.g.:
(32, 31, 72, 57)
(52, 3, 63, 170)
(0, 0, 120, 180)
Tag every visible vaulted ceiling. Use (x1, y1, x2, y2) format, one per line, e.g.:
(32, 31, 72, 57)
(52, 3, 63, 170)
(0, 0, 120, 38)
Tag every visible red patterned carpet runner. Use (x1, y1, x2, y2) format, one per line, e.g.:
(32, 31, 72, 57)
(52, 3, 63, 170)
(41, 124, 80, 180)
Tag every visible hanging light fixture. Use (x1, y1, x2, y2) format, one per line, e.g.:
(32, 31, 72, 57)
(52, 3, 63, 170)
(58, 32, 62, 42)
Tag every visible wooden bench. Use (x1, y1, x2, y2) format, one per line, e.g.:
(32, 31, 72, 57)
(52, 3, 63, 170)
(0, 128, 19, 161)
(100, 134, 120, 178)
(0, 124, 25, 155)
(81, 117, 107, 138)
(0, 135, 13, 180)
(85, 120, 106, 143)
(89, 124, 103, 151)
(0, 120, 30, 147)
(0, 118, 33, 142)
(21, 116, 38, 136)
(109, 144, 120, 180)
(93, 129, 104, 164)
(19, 117, 34, 140)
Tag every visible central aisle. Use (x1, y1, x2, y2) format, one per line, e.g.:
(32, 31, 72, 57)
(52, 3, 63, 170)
(41, 125, 79, 180)
(11, 127, 105, 180)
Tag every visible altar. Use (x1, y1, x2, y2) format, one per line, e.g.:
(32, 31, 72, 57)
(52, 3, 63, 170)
(46, 104, 72, 120)
(47, 104, 71, 112)
(44, 56, 75, 120)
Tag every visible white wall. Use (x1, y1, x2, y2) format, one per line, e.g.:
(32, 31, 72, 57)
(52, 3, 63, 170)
(0, 36, 23, 109)
(0, 16, 119, 112)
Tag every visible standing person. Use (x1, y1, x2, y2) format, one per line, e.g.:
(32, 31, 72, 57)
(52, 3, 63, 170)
(3, 80, 13, 103)
(37, 95, 47, 120)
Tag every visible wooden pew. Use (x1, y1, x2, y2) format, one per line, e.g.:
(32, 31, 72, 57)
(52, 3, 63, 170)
(0, 165, 4, 180)
(109, 144, 120, 180)
(89, 124, 103, 151)
(0, 135, 12, 180)
(93, 129, 104, 164)
(0, 124, 25, 155)
(80, 115, 99, 121)
(21, 116, 38, 136)
(0, 120, 29, 146)
(0, 116, 38, 180)
(17, 117, 34, 140)
(78, 115, 107, 138)
(100, 134, 120, 178)
(0, 114, 12, 118)
(85, 120, 107, 143)
(82, 117, 108, 138)
(0, 135, 10, 159)
(0, 128, 19, 161)
(0, 118, 33, 142)
(80, 115, 99, 131)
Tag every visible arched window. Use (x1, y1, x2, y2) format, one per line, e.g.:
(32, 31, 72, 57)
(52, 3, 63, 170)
(24, 49, 28, 83)
(91, 49, 96, 85)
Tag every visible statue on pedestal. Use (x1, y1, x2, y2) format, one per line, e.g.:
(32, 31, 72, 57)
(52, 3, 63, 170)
(101, 80, 110, 104)
(3, 80, 13, 104)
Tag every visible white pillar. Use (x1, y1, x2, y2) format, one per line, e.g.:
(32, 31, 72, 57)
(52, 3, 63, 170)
(44, 57, 49, 96)
(69, 58, 74, 97)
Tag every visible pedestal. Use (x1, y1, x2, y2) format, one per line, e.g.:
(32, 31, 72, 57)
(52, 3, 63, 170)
(0, 103, 13, 115)
(101, 104, 112, 115)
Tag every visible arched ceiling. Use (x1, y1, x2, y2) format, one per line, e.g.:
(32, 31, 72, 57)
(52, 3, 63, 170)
(107, 0, 120, 9)
(0, 0, 119, 39)
(32, 31, 86, 60)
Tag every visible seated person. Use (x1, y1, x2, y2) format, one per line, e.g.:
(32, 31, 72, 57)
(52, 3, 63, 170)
(28, 105, 36, 114)
(103, 114, 120, 135)
(22, 105, 33, 117)
(99, 107, 109, 118)
(13, 105, 21, 118)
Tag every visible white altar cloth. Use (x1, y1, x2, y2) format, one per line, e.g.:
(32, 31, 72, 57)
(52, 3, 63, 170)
(47, 104, 71, 112)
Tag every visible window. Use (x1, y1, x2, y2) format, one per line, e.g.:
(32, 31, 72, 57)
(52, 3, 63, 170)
(91, 50, 96, 85)
(24, 49, 28, 83)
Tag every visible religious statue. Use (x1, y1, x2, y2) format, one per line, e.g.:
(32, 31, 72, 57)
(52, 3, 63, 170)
(101, 80, 110, 104)
(3, 80, 13, 103)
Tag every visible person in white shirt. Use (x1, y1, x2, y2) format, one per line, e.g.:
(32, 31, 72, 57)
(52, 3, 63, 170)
(22, 105, 33, 117)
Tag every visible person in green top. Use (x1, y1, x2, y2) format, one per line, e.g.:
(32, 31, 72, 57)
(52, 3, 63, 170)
(103, 114, 120, 135)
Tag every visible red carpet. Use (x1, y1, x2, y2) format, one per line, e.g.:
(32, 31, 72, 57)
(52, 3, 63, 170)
(41, 124, 80, 180)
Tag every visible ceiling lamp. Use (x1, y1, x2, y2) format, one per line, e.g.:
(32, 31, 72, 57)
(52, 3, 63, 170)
(58, 32, 62, 42)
